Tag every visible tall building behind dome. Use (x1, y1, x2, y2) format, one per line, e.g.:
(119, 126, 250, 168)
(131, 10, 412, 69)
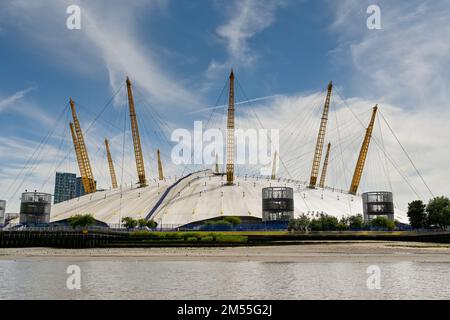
(54, 172, 87, 204)
(75, 177, 86, 198)
(54, 172, 76, 204)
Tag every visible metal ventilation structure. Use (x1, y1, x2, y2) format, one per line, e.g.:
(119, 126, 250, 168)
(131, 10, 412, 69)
(262, 187, 294, 221)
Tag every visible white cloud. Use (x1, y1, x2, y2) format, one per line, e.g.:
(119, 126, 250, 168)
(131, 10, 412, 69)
(0, 124, 184, 212)
(315, 0, 450, 204)
(1, 0, 448, 214)
(0, 87, 35, 112)
(80, 3, 200, 109)
(0, 0, 200, 110)
(220, 88, 449, 208)
(0, 135, 73, 210)
(207, 0, 284, 76)
(328, 0, 450, 110)
(0, 87, 54, 126)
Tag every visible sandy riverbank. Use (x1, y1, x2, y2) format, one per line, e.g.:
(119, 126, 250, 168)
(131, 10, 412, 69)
(1, 241, 450, 262)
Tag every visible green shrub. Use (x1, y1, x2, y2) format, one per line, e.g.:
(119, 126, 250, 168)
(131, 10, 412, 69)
(309, 214, 338, 231)
(348, 214, 364, 229)
(200, 236, 214, 242)
(370, 216, 395, 231)
(223, 216, 242, 226)
(68, 214, 96, 229)
(137, 218, 148, 228)
(122, 217, 137, 229)
(186, 237, 198, 242)
(215, 235, 248, 243)
(288, 215, 310, 232)
(164, 232, 180, 239)
(201, 220, 233, 231)
(147, 220, 158, 229)
(182, 232, 199, 240)
(337, 223, 348, 231)
(131, 230, 152, 237)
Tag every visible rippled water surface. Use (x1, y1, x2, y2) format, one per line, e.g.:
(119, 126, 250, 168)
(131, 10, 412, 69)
(1, 260, 449, 299)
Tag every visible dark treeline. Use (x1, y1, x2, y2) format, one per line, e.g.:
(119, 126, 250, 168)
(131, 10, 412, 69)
(407, 196, 450, 230)
(288, 214, 395, 232)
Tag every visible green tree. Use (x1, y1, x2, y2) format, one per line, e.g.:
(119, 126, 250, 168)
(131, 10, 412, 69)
(223, 216, 242, 226)
(122, 217, 137, 229)
(68, 214, 96, 229)
(288, 215, 310, 232)
(427, 196, 450, 229)
(407, 200, 427, 229)
(337, 216, 349, 231)
(443, 207, 450, 228)
(337, 222, 348, 231)
(309, 218, 322, 231)
(309, 214, 339, 231)
(320, 215, 339, 231)
(348, 214, 364, 229)
(147, 220, 158, 229)
(370, 216, 395, 231)
(137, 218, 148, 228)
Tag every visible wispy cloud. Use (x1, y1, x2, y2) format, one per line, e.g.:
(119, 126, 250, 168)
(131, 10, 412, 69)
(0, 0, 201, 111)
(323, 0, 450, 201)
(220, 88, 449, 207)
(328, 0, 450, 110)
(80, 2, 200, 109)
(0, 87, 55, 126)
(0, 87, 35, 112)
(207, 0, 285, 76)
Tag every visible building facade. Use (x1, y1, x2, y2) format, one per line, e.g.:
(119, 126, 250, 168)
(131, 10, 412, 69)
(75, 177, 86, 198)
(54, 172, 77, 204)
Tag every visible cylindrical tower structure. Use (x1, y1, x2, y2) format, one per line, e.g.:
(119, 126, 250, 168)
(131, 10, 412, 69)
(362, 191, 394, 222)
(19, 192, 52, 225)
(262, 187, 294, 221)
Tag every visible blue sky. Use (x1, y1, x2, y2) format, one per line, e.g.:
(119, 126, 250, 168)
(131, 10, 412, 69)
(1, 0, 450, 211)
(0, 1, 339, 114)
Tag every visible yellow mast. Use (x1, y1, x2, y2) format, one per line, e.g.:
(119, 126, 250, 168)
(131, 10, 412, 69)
(271, 151, 278, 180)
(318, 142, 331, 189)
(157, 148, 164, 181)
(105, 138, 118, 189)
(309, 81, 333, 188)
(69, 98, 96, 194)
(69, 122, 87, 190)
(226, 70, 235, 185)
(349, 105, 378, 195)
(126, 77, 147, 188)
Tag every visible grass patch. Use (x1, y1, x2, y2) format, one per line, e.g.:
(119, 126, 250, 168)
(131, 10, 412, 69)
(215, 235, 248, 243)
(129, 231, 248, 243)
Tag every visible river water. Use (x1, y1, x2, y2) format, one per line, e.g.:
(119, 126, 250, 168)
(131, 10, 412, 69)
(0, 260, 449, 299)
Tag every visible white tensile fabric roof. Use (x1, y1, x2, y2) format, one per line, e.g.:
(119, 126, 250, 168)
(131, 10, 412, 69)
(51, 170, 408, 226)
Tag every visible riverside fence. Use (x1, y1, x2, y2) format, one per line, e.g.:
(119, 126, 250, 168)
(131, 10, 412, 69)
(0, 230, 127, 248)
(1, 228, 449, 248)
